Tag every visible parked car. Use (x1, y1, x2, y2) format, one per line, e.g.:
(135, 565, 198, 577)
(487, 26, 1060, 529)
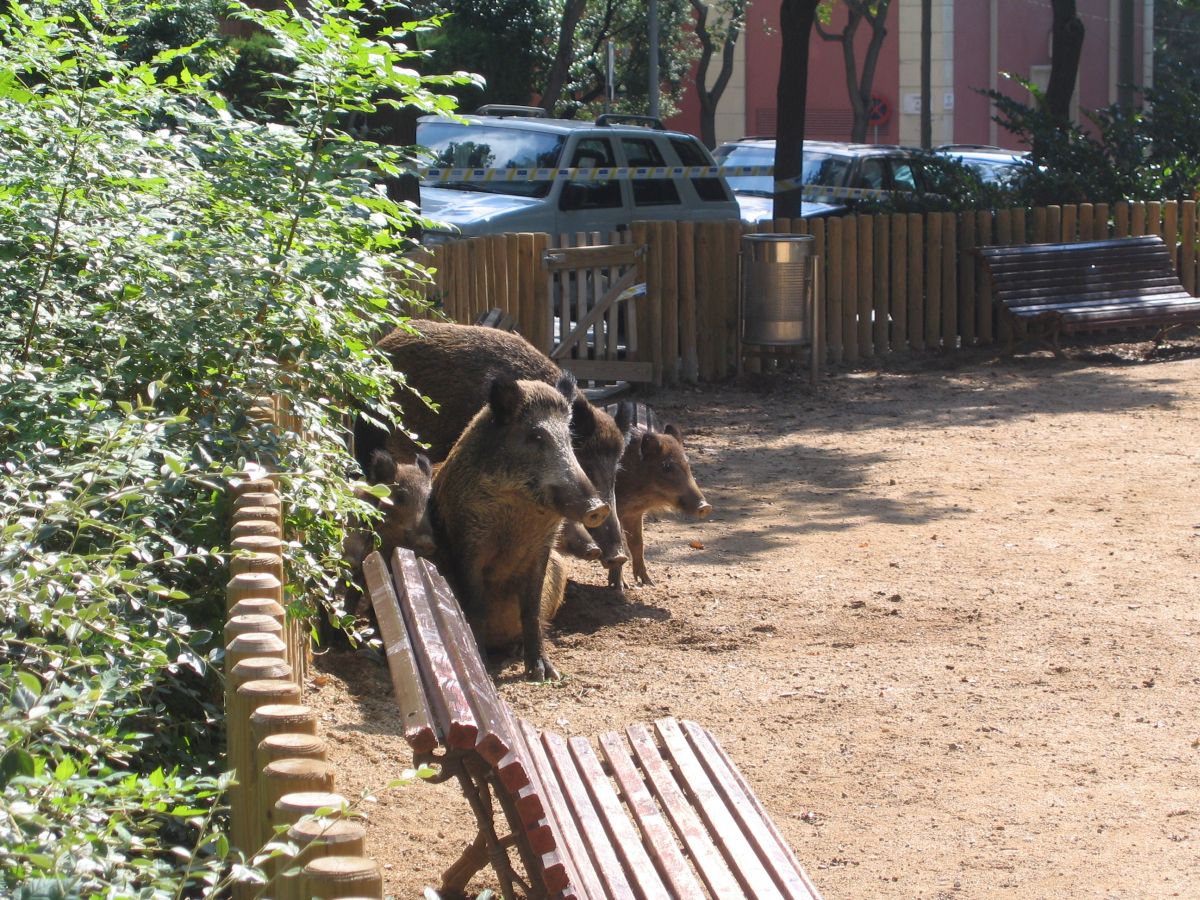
(713, 137, 930, 222)
(417, 108, 740, 244)
(933, 144, 1028, 185)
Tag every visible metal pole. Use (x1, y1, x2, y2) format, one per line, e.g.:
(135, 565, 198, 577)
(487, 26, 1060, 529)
(606, 39, 615, 113)
(648, 0, 660, 118)
(920, 0, 932, 149)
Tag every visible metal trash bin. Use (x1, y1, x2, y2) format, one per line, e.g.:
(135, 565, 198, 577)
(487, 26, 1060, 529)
(738, 233, 821, 381)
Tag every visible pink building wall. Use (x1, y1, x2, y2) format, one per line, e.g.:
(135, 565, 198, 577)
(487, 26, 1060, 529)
(668, 1, 1150, 148)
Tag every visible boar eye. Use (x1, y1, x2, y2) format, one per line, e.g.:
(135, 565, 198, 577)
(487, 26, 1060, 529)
(390, 487, 408, 502)
(527, 429, 544, 444)
(661, 461, 674, 473)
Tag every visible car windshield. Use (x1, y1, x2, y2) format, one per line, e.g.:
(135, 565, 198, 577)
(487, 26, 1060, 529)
(802, 153, 852, 189)
(714, 144, 775, 196)
(417, 121, 566, 198)
(958, 154, 1023, 185)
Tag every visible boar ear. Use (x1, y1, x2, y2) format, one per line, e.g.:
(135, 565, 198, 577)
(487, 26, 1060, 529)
(664, 423, 684, 442)
(414, 453, 433, 477)
(638, 431, 666, 460)
(368, 449, 398, 485)
(613, 401, 635, 439)
(488, 375, 522, 425)
(570, 398, 597, 442)
(554, 369, 578, 401)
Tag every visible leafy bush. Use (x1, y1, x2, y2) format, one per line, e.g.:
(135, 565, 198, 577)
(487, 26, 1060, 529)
(0, 0, 469, 893)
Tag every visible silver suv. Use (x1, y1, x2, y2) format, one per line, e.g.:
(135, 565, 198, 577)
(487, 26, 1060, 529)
(418, 108, 739, 244)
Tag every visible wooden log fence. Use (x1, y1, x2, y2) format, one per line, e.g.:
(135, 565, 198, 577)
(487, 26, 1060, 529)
(224, 399, 384, 900)
(425, 200, 1200, 383)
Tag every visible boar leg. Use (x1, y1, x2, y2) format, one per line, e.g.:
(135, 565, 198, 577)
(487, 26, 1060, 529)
(625, 513, 654, 586)
(521, 565, 560, 681)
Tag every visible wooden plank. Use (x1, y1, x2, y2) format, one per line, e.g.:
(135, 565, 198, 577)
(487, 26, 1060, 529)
(631, 223, 652, 374)
(648, 222, 664, 385)
(958, 211, 977, 346)
(504, 234, 521, 327)
(451, 240, 469, 323)
(1164, 201, 1179, 268)
(1093, 202, 1110, 240)
(924, 213, 941, 349)
(1046, 205, 1062, 245)
(516, 233, 534, 336)
(1078, 203, 1094, 243)
(361, 553, 436, 755)
(542, 243, 641, 272)
(491, 235, 510, 315)
(678, 220, 699, 382)
(598, 730, 709, 900)
(841, 216, 859, 361)
(569, 736, 673, 900)
(653, 719, 785, 900)
(661, 221, 680, 384)
(693, 222, 715, 379)
(503, 714, 575, 894)
(906, 213, 924, 352)
(1061, 204, 1077, 242)
(721, 220, 742, 377)
(872, 214, 889, 354)
(386, 550, 477, 752)
(889, 213, 907, 352)
(810, 218, 828, 367)
(551, 267, 641, 360)
(1032, 205, 1048, 244)
(542, 730, 637, 900)
(826, 217, 844, 361)
(975, 211, 993, 345)
(531, 233, 551, 353)
(1114, 201, 1130, 238)
(940, 212, 957, 349)
(624, 723, 747, 899)
(1147, 200, 1163, 238)
(680, 721, 823, 900)
(1131, 201, 1146, 236)
(857, 215, 873, 357)
(994, 209, 1014, 347)
(1182, 201, 1197, 294)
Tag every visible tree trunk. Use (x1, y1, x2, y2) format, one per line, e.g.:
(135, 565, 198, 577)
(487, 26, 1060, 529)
(692, 0, 744, 148)
(815, 1, 892, 143)
(1047, 0, 1085, 124)
(775, 0, 821, 219)
(541, 0, 588, 115)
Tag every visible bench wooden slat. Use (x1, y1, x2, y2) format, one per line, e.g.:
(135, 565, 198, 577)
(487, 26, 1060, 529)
(517, 718, 605, 899)
(679, 719, 822, 899)
(362, 552, 437, 754)
(686, 724, 825, 900)
(975, 235, 1165, 258)
(598, 730, 707, 899)
(996, 291, 1195, 315)
(419, 556, 511, 767)
(503, 709, 574, 894)
(623, 724, 748, 899)
(567, 736, 674, 900)
(654, 718, 787, 900)
(388, 551, 478, 752)
(542, 730, 638, 900)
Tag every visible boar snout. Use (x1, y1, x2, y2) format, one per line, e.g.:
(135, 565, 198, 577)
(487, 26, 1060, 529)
(582, 499, 610, 529)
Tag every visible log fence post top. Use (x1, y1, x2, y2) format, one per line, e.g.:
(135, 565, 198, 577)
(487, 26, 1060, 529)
(230, 518, 282, 539)
(251, 703, 316, 733)
(226, 571, 283, 598)
(225, 614, 283, 641)
(230, 505, 282, 525)
(230, 476, 276, 496)
(231, 534, 284, 555)
(263, 757, 334, 788)
(228, 552, 283, 575)
(300, 855, 382, 889)
(236, 678, 302, 703)
(258, 732, 327, 760)
(229, 597, 285, 621)
(226, 632, 288, 661)
(230, 657, 294, 684)
(274, 791, 350, 822)
(286, 816, 366, 849)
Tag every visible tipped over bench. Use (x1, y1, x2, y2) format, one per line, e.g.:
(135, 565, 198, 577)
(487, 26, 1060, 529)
(363, 547, 823, 900)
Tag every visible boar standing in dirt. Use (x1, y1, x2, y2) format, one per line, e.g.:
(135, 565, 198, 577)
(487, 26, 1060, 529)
(355, 320, 630, 569)
(431, 373, 608, 681)
(600, 401, 712, 592)
(337, 448, 435, 631)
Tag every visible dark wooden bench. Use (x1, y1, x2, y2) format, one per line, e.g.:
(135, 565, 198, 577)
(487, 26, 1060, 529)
(975, 235, 1200, 353)
(363, 548, 823, 900)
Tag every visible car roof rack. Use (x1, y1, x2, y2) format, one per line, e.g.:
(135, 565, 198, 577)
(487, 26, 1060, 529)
(473, 104, 547, 118)
(595, 113, 664, 130)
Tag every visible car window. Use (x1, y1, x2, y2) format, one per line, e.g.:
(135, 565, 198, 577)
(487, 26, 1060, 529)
(802, 153, 851, 188)
(561, 137, 622, 210)
(890, 159, 918, 191)
(857, 158, 886, 190)
(675, 137, 734, 201)
(417, 121, 565, 199)
(622, 137, 680, 207)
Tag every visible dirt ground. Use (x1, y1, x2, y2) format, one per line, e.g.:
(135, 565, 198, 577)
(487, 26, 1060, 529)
(310, 336, 1200, 899)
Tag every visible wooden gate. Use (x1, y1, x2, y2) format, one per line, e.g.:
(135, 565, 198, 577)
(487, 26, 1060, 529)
(542, 240, 653, 391)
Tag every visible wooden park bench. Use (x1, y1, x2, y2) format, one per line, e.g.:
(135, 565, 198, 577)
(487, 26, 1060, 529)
(362, 547, 823, 900)
(975, 235, 1200, 354)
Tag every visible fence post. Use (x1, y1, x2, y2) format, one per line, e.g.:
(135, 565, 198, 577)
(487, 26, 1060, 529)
(958, 212, 976, 347)
(1182, 201, 1197, 294)
(841, 216, 859, 362)
(677, 220, 699, 382)
(872, 214, 889, 355)
(660, 220, 680, 384)
(856, 215, 874, 357)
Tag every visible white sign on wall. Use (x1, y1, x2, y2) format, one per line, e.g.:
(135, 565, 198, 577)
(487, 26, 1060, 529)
(902, 93, 921, 114)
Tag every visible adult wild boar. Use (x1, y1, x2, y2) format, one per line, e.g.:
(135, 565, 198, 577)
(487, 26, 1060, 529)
(355, 320, 630, 569)
(431, 374, 608, 681)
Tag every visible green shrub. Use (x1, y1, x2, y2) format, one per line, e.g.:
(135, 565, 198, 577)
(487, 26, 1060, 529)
(0, 0, 470, 893)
